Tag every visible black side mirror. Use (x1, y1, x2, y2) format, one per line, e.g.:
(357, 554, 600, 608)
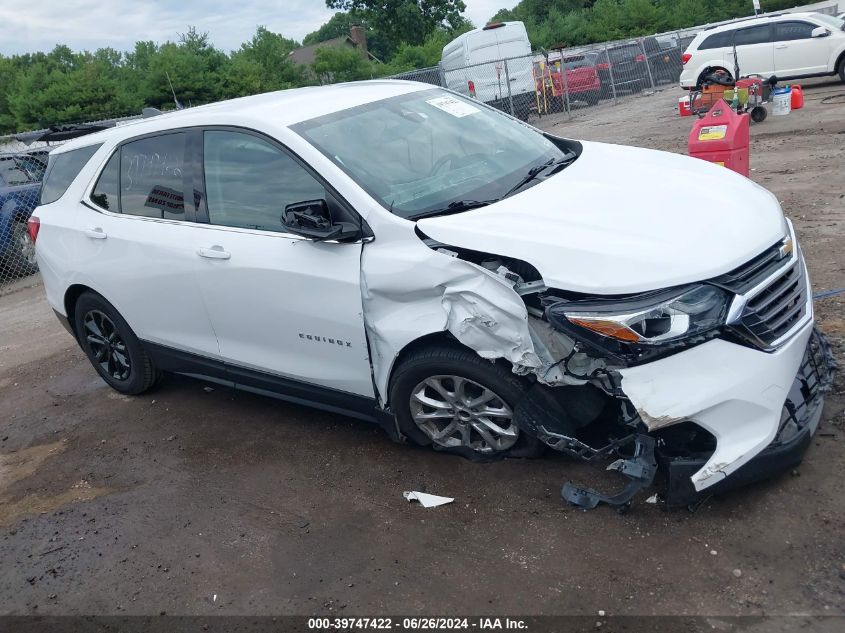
(282, 199, 360, 242)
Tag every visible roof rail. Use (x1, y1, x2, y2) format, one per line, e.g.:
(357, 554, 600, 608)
(703, 12, 786, 31)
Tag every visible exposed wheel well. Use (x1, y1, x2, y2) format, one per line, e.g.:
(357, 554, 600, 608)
(63, 284, 97, 336)
(697, 66, 731, 85)
(836, 50, 845, 76)
(385, 330, 530, 408)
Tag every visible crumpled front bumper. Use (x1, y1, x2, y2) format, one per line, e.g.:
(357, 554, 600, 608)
(661, 328, 834, 506)
(620, 325, 834, 506)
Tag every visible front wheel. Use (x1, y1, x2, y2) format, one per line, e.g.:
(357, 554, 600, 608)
(73, 291, 159, 394)
(390, 343, 543, 458)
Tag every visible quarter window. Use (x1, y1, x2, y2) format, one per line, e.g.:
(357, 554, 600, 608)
(119, 133, 187, 220)
(90, 152, 119, 211)
(774, 21, 815, 41)
(699, 31, 733, 50)
(734, 25, 771, 46)
(40, 144, 102, 205)
(202, 130, 325, 233)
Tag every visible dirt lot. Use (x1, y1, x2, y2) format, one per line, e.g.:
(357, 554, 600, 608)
(1, 82, 844, 619)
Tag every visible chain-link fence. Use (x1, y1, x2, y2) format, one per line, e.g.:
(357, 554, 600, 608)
(0, 137, 54, 296)
(390, 28, 700, 123)
(0, 116, 141, 297)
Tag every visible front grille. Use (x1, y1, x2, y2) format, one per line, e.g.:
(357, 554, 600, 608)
(739, 258, 808, 347)
(713, 241, 786, 295)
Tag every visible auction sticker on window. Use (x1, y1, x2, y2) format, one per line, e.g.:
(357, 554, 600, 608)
(426, 96, 480, 117)
(698, 125, 727, 141)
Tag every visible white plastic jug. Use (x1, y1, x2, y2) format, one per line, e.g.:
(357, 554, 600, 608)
(772, 88, 791, 116)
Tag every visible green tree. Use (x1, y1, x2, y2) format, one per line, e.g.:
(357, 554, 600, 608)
(312, 46, 377, 83)
(325, 0, 468, 46)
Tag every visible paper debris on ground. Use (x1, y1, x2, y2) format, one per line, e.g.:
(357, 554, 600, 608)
(403, 491, 454, 508)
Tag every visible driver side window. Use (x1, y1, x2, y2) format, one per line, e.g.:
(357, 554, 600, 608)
(203, 130, 325, 233)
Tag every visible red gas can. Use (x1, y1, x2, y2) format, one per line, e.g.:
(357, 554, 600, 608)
(688, 99, 749, 177)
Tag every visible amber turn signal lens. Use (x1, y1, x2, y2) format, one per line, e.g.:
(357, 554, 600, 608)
(566, 317, 641, 343)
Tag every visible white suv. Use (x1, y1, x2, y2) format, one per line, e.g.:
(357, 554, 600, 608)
(680, 12, 845, 87)
(30, 82, 832, 509)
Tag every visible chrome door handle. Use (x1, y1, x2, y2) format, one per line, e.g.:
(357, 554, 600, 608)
(84, 228, 107, 239)
(197, 246, 231, 260)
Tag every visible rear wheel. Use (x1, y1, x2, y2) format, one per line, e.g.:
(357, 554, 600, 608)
(390, 343, 543, 458)
(73, 291, 159, 394)
(839, 57, 845, 83)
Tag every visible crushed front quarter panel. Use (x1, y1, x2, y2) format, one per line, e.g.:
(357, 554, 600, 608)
(618, 321, 814, 491)
(360, 237, 542, 404)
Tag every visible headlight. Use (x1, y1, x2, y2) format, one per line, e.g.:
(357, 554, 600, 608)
(549, 285, 729, 346)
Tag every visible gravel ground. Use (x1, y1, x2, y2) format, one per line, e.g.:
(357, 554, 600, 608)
(1, 81, 844, 618)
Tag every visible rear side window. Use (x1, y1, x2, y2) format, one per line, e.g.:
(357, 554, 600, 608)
(774, 21, 815, 41)
(40, 144, 102, 205)
(699, 30, 733, 50)
(119, 133, 187, 220)
(735, 25, 771, 46)
(563, 56, 590, 69)
(90, 152, 119, 212)
(609, 45, 639, 62)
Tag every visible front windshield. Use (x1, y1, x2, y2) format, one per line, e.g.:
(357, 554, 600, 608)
(815, 14, 844, 30)
(293, 88, 569, 219)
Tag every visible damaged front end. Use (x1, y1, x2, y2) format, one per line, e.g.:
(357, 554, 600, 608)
(365, 218, 835, 511)
(515, 229, 836, 510)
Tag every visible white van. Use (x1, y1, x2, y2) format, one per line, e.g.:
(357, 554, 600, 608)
(441, 21, 536, 119)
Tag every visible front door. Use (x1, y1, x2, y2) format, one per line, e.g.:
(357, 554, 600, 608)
(192, 129, 374, 398)
(773, 20, 828, 76)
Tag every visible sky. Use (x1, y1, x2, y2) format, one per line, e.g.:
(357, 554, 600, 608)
(0, 0, 516, 56)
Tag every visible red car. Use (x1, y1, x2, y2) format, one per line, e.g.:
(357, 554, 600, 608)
(535, 54, 602, 110)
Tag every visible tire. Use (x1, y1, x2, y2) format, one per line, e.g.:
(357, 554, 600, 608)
(73, 291, 159, 395)
(750, 106, 767, 123)
(389, 343, 544, 458)
(8, 221, 39, 277)
(586, 90, 601, 106)
(839, 57, 845, 83)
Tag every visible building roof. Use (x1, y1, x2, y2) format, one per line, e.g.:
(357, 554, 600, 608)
(287, 36, 357, 67)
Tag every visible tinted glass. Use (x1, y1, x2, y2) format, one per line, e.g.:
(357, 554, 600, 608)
(203, 131, 325, 233)
(90, 152, 120, 212)
(119, 133, 187, 219)
(699, 31, 733, 50)
(0, 157, 33, 186)
(40, 144, 101, 204)
(775, 21, 815, 41)
(563, 56, 590, 69)
(735, 25, 770, 46)
(609, 45, 640, 62)
(19, 155, 48, 181)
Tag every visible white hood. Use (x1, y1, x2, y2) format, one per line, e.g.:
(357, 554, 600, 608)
(417, 141, 786, 294)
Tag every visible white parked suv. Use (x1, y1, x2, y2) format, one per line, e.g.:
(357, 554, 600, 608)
(30, 82, 833, 509)
(680, 12, 845, 87)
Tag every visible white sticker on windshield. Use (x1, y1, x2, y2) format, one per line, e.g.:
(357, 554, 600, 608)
(426, 96, 480, 117)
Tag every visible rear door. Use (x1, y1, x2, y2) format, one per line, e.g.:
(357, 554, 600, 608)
(192, 128, 375, 398)
(733, 24, 774, 76)
(773, 20, 828, 76)
(79, 132, 221, 359)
